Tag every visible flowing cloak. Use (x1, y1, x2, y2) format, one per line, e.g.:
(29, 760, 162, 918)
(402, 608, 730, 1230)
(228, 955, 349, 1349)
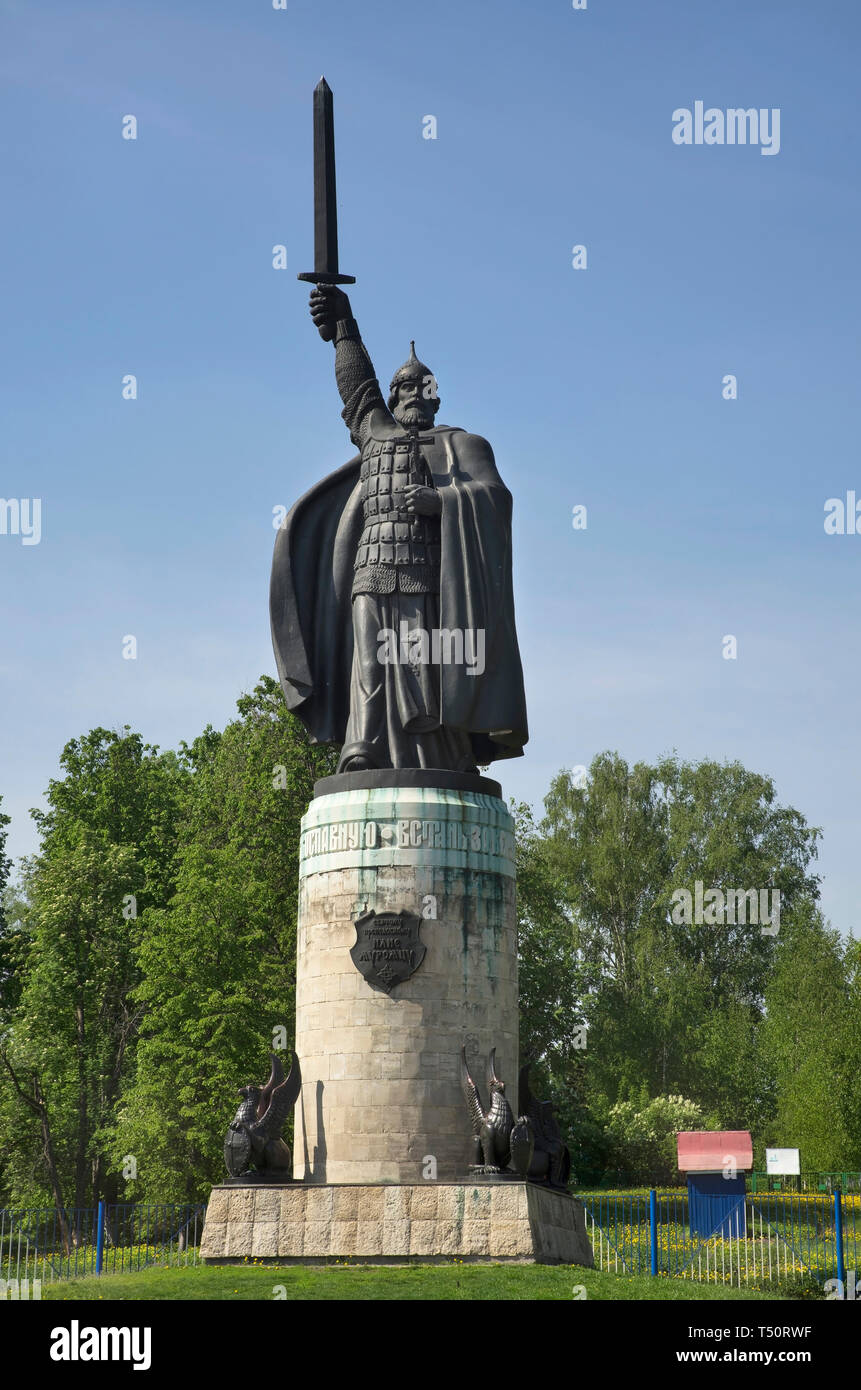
(270, 424, 528, 765)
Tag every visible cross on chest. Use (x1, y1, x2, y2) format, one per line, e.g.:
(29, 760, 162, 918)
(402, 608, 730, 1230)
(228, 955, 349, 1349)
(390, 429, 435, 485)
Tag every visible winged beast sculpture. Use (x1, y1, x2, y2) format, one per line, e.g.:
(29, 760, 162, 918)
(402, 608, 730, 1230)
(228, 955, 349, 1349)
(460, 1046, 517, 1173)
(224, 1052, 302, 1180)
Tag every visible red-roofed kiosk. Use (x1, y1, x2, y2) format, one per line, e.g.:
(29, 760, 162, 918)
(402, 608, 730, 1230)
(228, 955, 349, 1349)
(677, 1131, 752, 1238)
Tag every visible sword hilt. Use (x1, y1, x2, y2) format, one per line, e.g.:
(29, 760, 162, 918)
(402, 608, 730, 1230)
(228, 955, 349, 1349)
(296, 273, 356, 284)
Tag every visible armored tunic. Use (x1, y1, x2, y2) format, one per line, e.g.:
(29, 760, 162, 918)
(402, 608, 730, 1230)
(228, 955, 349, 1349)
(352, 437, 441, 597)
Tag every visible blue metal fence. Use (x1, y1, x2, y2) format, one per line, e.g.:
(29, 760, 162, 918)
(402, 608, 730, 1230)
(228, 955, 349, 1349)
(0, 1203, 206, 1286)
(4, 1193, 858, 1291)
(582, 1188, 860, 1291)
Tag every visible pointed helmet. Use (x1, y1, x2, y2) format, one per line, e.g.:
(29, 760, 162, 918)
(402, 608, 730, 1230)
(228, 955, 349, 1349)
(388, 341, 437, 407)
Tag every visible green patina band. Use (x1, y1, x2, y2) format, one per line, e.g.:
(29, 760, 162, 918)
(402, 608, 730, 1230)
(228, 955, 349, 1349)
(299, 786, 515, 879)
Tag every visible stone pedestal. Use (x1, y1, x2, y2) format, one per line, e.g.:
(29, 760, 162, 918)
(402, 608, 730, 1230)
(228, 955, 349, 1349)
(200, 772, 594, 1267)
(293, 774, 517, 1184)
(200, 1181, 595, 1266)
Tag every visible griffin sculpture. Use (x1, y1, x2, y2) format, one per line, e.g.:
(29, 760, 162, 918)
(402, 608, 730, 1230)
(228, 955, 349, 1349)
(460, 1046, 515, 1173)
(224, 1052, 302, 1180)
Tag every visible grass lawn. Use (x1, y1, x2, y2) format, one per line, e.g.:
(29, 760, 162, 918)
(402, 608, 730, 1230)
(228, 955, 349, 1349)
(42, 1262, 790, 1301)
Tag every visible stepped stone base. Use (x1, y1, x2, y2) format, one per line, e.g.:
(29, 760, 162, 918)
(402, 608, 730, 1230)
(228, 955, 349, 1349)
(200, 1181, 594, 1266)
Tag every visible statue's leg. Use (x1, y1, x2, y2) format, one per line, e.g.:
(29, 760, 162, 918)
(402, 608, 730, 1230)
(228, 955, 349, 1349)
(389, 591, 477, 771)
(339, 589, 480, 773)
(338, 594, 391, 771)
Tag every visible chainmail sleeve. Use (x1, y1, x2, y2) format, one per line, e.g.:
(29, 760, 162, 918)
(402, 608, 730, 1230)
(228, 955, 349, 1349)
(333, 317, 390, 448)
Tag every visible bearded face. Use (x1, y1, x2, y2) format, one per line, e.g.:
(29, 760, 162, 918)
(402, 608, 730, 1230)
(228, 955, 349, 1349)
(391, 372, 438, 429)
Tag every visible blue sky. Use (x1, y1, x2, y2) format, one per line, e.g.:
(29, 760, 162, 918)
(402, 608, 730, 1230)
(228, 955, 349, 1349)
(2, 0, 859, 934)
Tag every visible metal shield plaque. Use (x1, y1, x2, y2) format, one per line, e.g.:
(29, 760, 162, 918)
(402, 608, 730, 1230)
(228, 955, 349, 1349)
(350, 909, 426, 992)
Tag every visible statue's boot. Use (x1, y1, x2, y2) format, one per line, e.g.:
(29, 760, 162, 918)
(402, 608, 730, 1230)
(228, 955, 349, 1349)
(456, 754, 480, 775)
(337, 741, 385, 774)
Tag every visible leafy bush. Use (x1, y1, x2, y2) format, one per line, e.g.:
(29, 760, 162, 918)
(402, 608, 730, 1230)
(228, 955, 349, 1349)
(605, 1094, 705, 1185)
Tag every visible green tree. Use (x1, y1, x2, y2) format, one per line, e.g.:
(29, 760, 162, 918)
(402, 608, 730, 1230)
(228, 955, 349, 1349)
(0, 795, 18, 1020)
(515, 800, 597, 1175)
(693, 998, 774, 1137)
(0, 796, 10, 924)
(114, 677, 337, 1201)
(837, 937, 861, 1162)
(516, 801, 586, 1070)
(0, 732, 186, 1211)
(760, 902, 859, 1169)
(541, 753, 821, 1124)
(2, 837, 139, 1219)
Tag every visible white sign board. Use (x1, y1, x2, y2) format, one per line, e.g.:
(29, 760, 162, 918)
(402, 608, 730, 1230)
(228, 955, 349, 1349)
(766, 1147, 800, 1175)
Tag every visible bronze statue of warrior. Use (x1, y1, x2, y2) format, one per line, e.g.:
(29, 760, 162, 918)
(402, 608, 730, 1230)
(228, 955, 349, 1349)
(270, 284, 528, 773)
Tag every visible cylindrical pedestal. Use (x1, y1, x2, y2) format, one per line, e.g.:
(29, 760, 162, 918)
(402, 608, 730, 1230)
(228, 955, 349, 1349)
(294, 778, 517, 1183)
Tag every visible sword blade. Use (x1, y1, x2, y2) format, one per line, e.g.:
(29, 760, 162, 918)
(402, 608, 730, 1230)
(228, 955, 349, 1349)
(298, 77, 355, 286)
(314, 77, 337, 276)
